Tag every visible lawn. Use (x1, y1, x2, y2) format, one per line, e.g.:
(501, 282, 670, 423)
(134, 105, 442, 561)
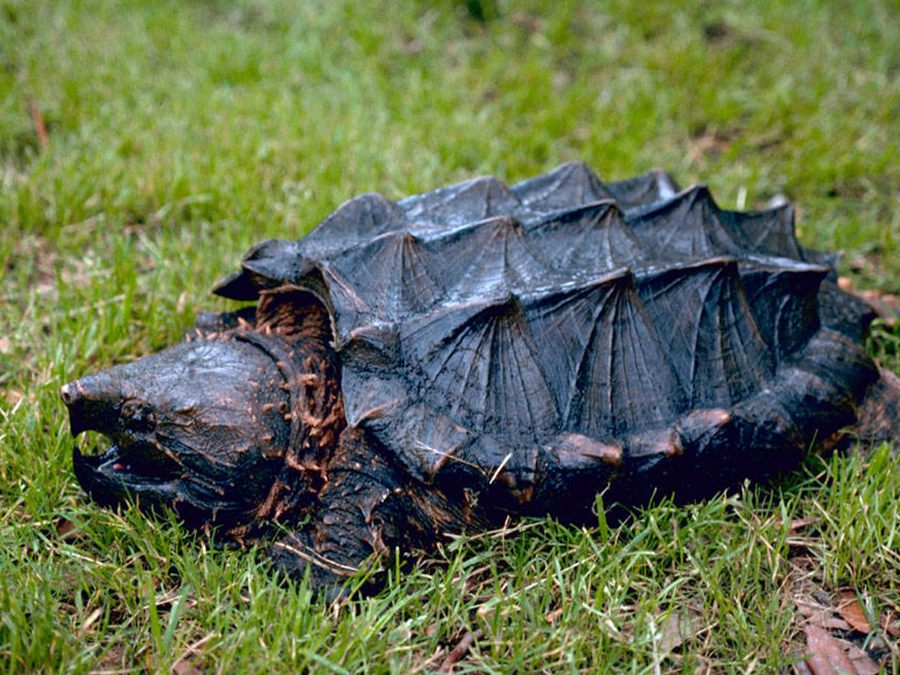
(1, 0, 899, 672)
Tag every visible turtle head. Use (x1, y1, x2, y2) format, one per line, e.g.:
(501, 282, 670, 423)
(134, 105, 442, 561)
(61, 333, 297, 529)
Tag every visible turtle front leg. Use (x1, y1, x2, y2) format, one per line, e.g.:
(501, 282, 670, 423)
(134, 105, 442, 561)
(270, 427, 482, 594)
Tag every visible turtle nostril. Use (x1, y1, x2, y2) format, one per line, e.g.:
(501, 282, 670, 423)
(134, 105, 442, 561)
(60, 383, 77, 406)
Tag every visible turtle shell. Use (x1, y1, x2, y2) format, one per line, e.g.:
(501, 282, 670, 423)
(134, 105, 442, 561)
(214, 162, 879, 511)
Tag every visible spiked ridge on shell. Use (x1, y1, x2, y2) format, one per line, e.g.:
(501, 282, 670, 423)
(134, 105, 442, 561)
(212, 161, 882, 495)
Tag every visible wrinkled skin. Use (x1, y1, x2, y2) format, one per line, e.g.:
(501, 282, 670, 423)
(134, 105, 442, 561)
(63, 337, 293, 528)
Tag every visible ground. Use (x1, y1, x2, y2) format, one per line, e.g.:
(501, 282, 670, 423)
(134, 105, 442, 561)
(1, 0, 899, 672)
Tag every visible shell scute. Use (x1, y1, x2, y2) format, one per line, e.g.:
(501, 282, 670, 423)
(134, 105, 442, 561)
(625, 185, 741, 258)
(398, 175, 519, 227)
(525, 201, 646, 274)
(425, 216, 548, 301)
(304, 192, 406, 256)
(399, 294, 558, 443)
(322, 231, 444, 336)
(637, 258, 774, 409)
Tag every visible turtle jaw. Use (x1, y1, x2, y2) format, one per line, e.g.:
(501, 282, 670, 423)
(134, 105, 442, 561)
(71, 442, 180, 508)
(62, 377, 183, 509)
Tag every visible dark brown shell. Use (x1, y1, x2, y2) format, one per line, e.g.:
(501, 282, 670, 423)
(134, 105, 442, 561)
(214, 162, 879, 506)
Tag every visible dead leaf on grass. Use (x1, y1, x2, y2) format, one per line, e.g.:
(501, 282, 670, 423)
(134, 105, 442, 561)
(658, 607, 707, 653)
(789, 563, 893, 674)
(799, 609, 853, 633)
(836, 590, 872, 634)
(56, 517, 82, 541)
(172, 658, 205, 675)
(774, 517, 821, 533)
(791, 649, 815, 675)
(544, 606, 563, 624)
(799, 624, 883, 675)
(793, 582, 853, 633)
(438, 629, 483, 673)
(804, 624, 857, 675)
(839, 640, 881, 675)
(172, 633, 216, 675)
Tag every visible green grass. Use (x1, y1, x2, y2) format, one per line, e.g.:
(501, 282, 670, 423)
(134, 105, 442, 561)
(1, 0, 899, 672)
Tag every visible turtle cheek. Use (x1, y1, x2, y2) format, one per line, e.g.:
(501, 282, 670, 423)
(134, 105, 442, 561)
(171, 463, 274, 528)
(159, 429, 260, 491)
(173, 429, 255, 471)
(154, 429, 214, 476)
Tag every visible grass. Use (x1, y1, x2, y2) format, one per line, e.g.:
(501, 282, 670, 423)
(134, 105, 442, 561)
(1, 0, 899, 672)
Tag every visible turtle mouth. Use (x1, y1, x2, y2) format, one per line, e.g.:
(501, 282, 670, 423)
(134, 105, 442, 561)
(74, 438, 182, 482)
(62, 377, 184, 501)
(71, 435, 182, 505)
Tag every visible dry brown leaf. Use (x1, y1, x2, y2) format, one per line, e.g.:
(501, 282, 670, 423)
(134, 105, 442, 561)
(171, 633, 216, 675)
(802, 612, 854, 632)
(880, 610, 900, 638)
(836, 590, 872, 634)
(438, 629, 483, 673)
(658, 610, 705, 652)
(804, 624, 858, 675)
(792, 656, 815, 675)
(773, 517, 821, 532)
(842, 642, 880, 675)
(788, 518, 821, 532)
(794, 595, 852, 632)
(544, 607, 563, 624)
(172, 658, 204, 675)
(56, 518, 81, 541)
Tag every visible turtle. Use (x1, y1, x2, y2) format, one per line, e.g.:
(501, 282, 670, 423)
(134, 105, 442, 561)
(61, 161, 900, 593)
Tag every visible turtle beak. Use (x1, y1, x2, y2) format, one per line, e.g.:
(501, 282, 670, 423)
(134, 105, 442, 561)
(61, 373, 125, 504)
(62, 369, 182, 507)
(60, 373, 121, 439)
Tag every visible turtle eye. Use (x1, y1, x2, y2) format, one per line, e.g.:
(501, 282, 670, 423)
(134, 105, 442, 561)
(120, 399, 156, 434)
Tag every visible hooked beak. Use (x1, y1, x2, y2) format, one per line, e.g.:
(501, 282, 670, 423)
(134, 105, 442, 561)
(61, 374, 180, 504)
(60, 377, 120, 439)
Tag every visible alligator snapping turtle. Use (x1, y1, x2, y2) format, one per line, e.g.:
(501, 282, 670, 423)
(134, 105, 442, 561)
(61, 161, 900, 591)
